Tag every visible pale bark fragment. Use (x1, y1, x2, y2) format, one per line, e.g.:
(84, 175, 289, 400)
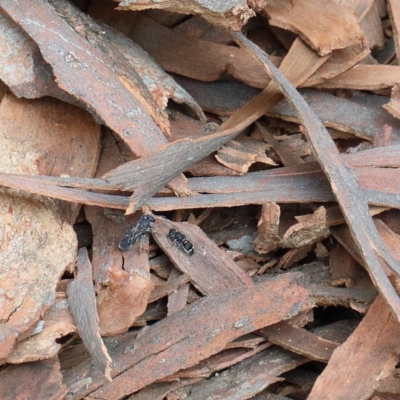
(383, 84, 400, 119)
(118, 0, 256, 31)
(264, 0, 365, 56)
(253, 202, 281, 253)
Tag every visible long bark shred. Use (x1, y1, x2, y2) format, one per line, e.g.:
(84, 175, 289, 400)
(64, 272, 313, 399)
(230, 32, 400, 322)
(67, 248, 112, 381)
(104, 38, 328, 214)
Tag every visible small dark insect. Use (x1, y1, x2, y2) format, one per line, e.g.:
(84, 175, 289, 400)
(167, 229, 194, 255)
(168, 229, 184, 244)
(181, 239, 194, 255)
(118, 214, 155, 251)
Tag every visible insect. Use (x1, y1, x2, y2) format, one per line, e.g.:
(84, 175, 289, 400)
(167, 229, 194, 256)
(118, 214, 155, 251)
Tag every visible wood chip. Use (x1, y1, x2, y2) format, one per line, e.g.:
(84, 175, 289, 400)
(259, 321, 339, 362)
(308, 296, 400, 399)
(315, 65, 400, 90)
(383, 84, 400, 119)
(148, 272, 190, 304)
(88, 10, 274, 89)
(184, 347, 307, 400)
(0, 10, 72, 101)
(126, 382, 182, 400)
(6, 309, 76, 363)
(0, 0, 169, 157)
(267, 89, 400, 142)
(330, 242, 373, 290)
(0, 136, 76, 360)
(359, 0, 385, 50)
(67, 248, 112, 381)
(388, 0, 400, 67)
(215, 138, 276, 174)
(254, 202, 282, 253)
(0, 357, 67, 400)
(2, 5, 400, 397)
(64, 272, 314, 398)
(0, 92, 101, 223)
(104, 38, 328, 214)
(257, 123, 306, 166)
(302, 43, 369, 87)
(97, 264, 154, 336)
(276, 245, 313, 269)
(232, 31, 400, 322)
(104, 118, 254, 214)
(117, 0, 257, 31)
(165, 342, 270, 380)
(146, 151, 400, 210)
(263, 0, 365, 56)
(281, 206, 330, 248)
(167, 268, 190, 316)
(151, 217, 253, 295)
(332, 218, 400, 279)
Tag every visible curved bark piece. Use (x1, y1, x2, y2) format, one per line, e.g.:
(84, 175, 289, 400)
(308, 296, 400, 399)
(0, 134, 77, 362)
(151, 217, 253, 295)
(0, 0, 168, 157)
(231, 31, 400, 322)
(0, 358, 67, 400)
(264, 0, 365, 56)
(104, 38, 328, 214)
(67, 248, 112, 381)
(103, 117, 255, 214)
(64, 272, 314, 399)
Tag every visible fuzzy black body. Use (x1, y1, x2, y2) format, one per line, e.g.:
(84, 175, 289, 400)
(167, 229, 194, 256)
(118, 215, 155, 251)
